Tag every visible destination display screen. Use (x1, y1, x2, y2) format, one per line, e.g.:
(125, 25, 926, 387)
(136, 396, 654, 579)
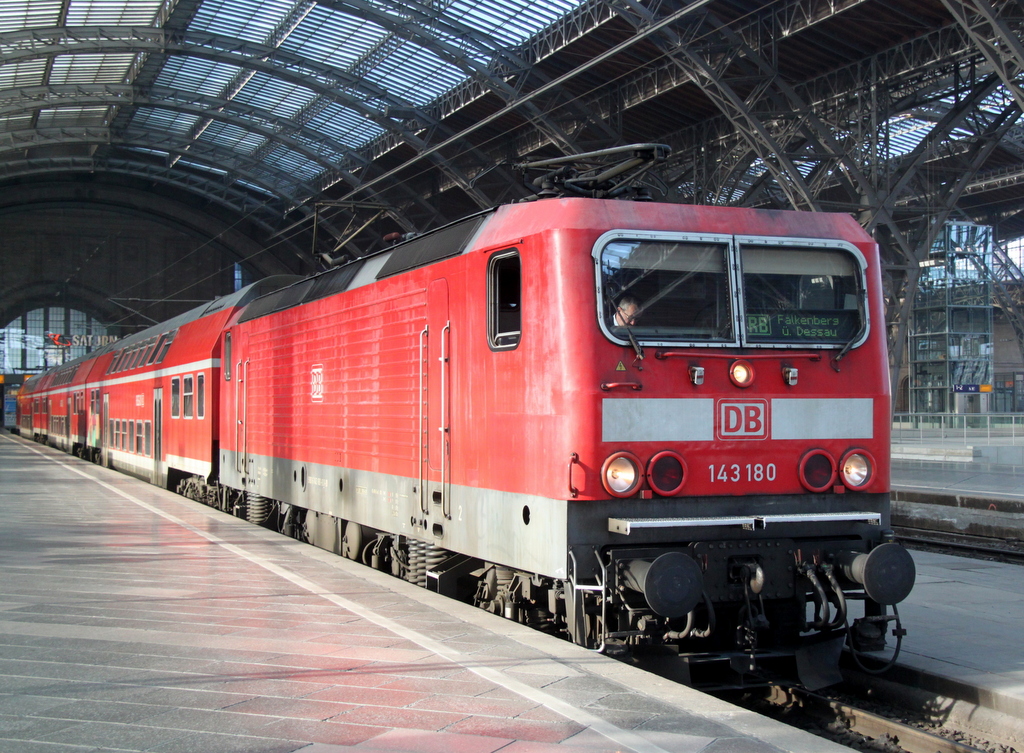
(745, 310, 859, 344)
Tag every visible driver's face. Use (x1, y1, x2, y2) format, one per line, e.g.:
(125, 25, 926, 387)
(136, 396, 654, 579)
(616, 304, 638, 326)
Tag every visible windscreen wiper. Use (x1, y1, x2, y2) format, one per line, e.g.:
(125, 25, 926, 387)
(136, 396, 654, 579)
(624, 324, 645, 367)
(830, 317, 865, 372)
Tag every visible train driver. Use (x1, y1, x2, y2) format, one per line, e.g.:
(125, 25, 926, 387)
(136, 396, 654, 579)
(614, 296, 641, 327)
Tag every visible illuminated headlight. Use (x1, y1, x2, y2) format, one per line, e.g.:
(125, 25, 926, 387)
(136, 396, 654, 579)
(841, 451, 873, 488)
(602, 452, 642, 497)
(729, 359, 755, 388)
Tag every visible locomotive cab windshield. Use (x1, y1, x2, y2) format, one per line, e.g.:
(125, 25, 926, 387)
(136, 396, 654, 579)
(596, 230, 867, 349)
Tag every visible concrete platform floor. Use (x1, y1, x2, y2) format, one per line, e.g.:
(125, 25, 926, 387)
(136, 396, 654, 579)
(0, 433, 844, 753)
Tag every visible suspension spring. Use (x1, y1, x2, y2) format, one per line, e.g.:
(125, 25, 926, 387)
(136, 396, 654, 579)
(406, 538, 426, 586)
(424, 544, 445, 573)
(246, 492, 270, 524)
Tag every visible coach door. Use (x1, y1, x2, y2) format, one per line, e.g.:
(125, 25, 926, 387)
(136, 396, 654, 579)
(233, 333, 250, 481)
(153, 388, 163, 485)
(424, 278, 451, 519)
(101, 393, 110, 467)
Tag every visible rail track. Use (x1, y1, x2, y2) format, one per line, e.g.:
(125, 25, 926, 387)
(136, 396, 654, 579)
(894, 525, 1024, 565)
(754, 684, 997, 753)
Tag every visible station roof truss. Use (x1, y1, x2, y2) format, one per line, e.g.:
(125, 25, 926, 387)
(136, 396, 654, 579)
(2, 0, 1024, 288)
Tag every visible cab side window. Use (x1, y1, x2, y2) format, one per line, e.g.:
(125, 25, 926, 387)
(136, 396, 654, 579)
(488, 250, 521, 350)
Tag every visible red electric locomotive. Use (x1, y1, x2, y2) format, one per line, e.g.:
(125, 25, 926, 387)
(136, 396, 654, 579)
(16, 146, 914, 689)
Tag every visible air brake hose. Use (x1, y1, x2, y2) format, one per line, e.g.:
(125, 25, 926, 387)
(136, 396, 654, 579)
(799, 563, 831, 630)
(847, 604, 904, 675)
(821, 564, 848, 631)
(688, 590, 716, 639)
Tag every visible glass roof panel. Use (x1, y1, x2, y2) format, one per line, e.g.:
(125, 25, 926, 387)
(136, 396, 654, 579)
(65, 0, 165, 25)
(230, 72, 318, 120)
(303, 101, 386, 148)
(50, 54, 138, 85)
(174, 158, 229, 177)
(364, 44, 464, 105)
(122, 146, 171, 159)
(234, 178, 278, 197)
(129, 107, 203, 136)
(292, 134, 349, 166)
(155, 57, 245, 98)
(0, 60, 48, 90)
(442, 0, 584, 47)
(190, 0, 298, 45)
(36, 106, 110, 128)
(283, 6, 391, 74)
(260, 144, 323, 183)
(0, 114, 33, 131)
(199, 120, 267, 154)
(0, 0, 63, 32)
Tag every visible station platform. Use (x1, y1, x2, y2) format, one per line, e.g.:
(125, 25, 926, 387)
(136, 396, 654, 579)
(892, 442, 1024, 501)
(0, 433, 845, 753)
(891, 442, 1024, 542)
(884, 444, 1024, 746)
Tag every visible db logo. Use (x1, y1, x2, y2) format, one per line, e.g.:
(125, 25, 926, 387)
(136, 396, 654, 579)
(310, 364, 324, 403)
(717, 400, 768, 440)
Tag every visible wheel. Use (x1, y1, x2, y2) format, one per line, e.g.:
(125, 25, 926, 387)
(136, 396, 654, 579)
(341, 520, 362, 561)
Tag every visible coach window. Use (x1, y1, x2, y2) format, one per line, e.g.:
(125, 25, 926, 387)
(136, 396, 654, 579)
(155, 330, 176, 364)
(739, 244, 864, 346)
(488, 250, 521, 349)
(129, 421, 135, 453)
(183, 375, 194, 418)
(144, 421, 151, 456)
(171, 376, 181, 418)
(107, 349, 124, 373)
(223, 332, 232, 380)
(197, 373, 205, 419)
(142, 337, 158, 365)
(128, 344, 143, 370)
(147, 335, 165, 365)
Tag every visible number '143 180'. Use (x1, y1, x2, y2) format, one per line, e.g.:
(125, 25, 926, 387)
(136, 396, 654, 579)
(709, 463, 776, 482)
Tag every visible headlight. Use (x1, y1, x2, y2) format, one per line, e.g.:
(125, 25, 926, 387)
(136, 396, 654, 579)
(799, 450, 836, 493)
(841, 451, 873, 488)
(647, 451, 686, 496)
(729, 359, 755, 388)
(602, 452, 642, 497)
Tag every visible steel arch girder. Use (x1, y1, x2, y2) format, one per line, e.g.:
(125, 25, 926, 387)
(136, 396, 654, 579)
(314, 0, 617, 150)
(941, 0, 1024, 113)
(0, 82, 431, 229)
(0, 26, 499, 211)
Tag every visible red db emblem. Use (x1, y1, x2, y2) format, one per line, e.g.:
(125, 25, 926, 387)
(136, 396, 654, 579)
(717, 400, 768, 440)
(310, 364, 324, 403)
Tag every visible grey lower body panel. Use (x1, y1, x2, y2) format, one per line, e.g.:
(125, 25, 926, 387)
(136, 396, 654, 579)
(218, 449, 889, 582)
(220, 449, 570, 578)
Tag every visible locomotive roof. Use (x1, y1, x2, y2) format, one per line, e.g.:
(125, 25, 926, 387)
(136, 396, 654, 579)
(238, 210, 493, 324)
(237, 197, 875, 325)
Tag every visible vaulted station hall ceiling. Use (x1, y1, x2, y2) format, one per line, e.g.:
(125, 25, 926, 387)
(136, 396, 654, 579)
(3, 0, 1024, 349)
